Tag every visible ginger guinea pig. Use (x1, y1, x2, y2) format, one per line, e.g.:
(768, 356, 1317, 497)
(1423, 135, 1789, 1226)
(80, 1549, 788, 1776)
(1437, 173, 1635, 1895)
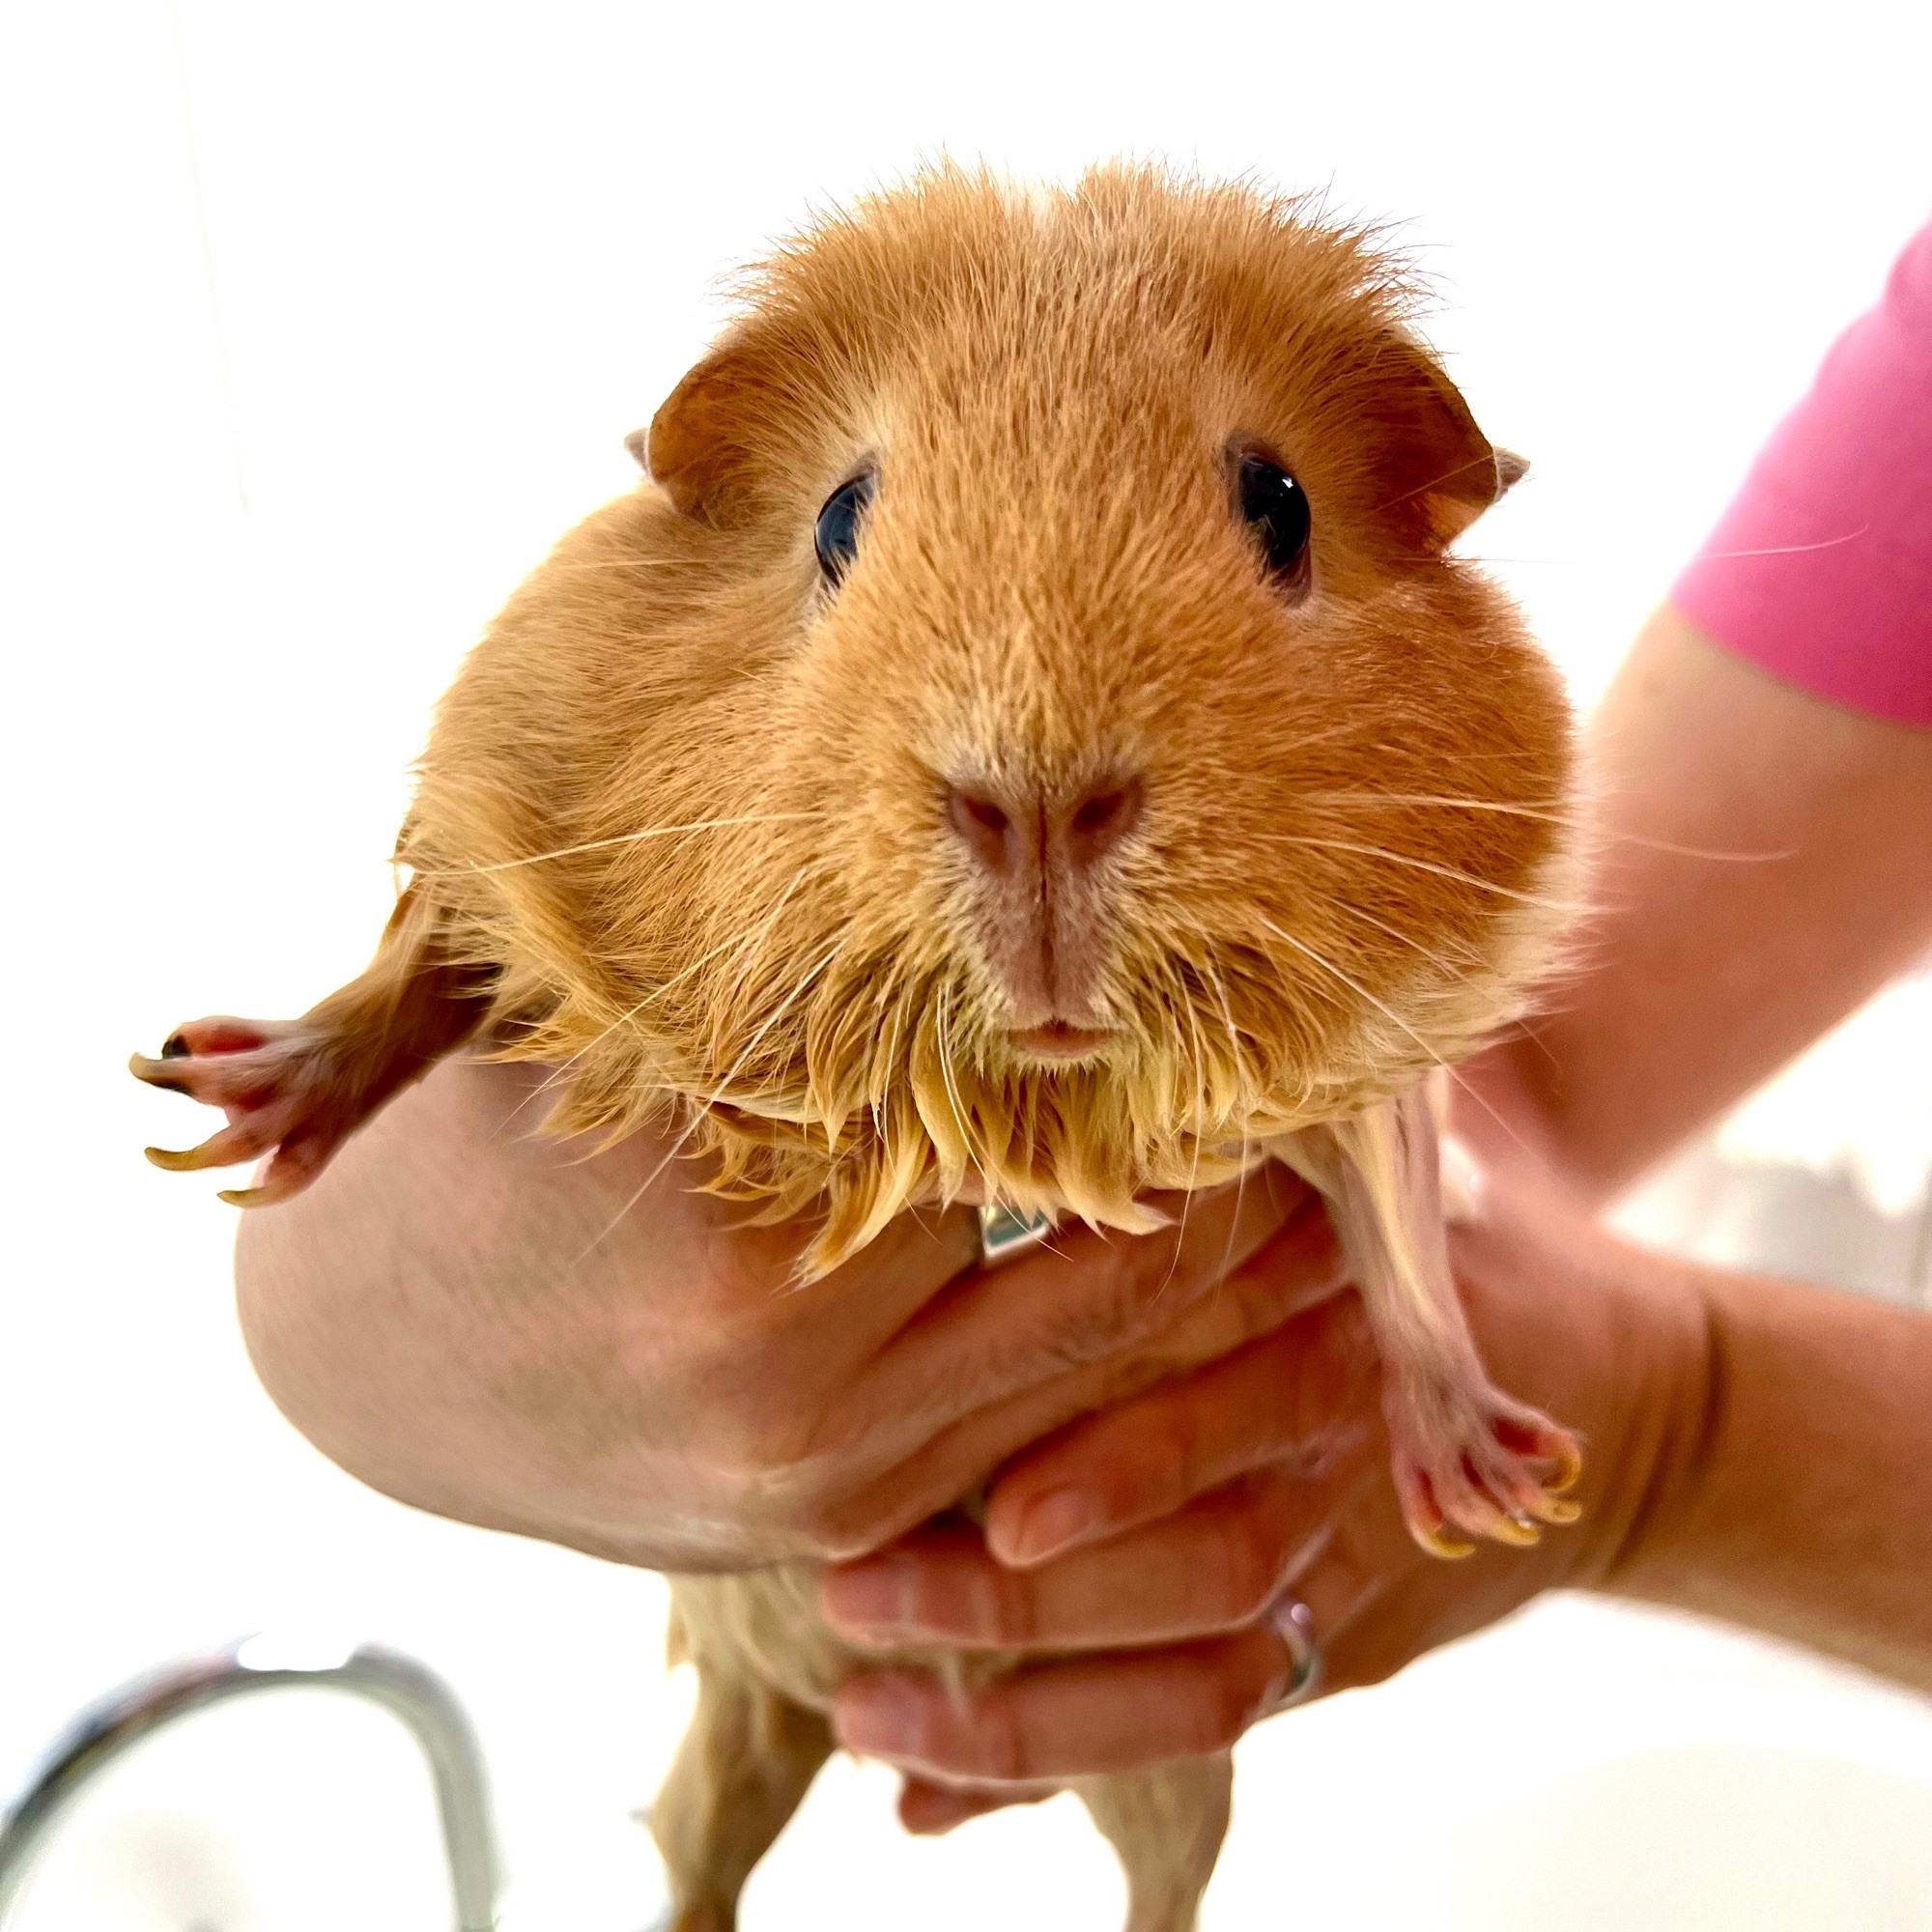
(136, 163, 1581, 1932)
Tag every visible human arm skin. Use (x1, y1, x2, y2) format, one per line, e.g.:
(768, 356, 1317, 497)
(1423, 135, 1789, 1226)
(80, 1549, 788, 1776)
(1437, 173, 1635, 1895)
(821, 605, 1932, 1812)
(1462, 602, 1932, 1201)
(232, 1053, 1339, 1573)
(826, 1172, 1932, 1819)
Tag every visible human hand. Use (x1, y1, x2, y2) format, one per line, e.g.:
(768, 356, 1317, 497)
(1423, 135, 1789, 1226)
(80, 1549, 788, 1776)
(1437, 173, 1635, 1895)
(234, 1056, 1339, 1573)
(819, 1169, 1712, 1830)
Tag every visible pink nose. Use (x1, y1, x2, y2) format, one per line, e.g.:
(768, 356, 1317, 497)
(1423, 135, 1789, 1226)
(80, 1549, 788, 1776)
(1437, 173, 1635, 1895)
(945, 777, 1144, 878)
(943, 775, 1144, 1028)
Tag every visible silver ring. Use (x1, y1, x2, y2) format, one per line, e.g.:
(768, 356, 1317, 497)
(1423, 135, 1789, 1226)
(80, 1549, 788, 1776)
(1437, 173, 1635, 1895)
(1268, 1597, 1323, 1710)
(978, 1203, 1053, 1266)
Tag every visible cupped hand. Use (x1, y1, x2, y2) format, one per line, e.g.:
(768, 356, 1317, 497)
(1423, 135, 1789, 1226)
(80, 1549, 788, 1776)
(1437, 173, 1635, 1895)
(235, 1056, 1341, 1573)
(820, 1169, 1713, 1831)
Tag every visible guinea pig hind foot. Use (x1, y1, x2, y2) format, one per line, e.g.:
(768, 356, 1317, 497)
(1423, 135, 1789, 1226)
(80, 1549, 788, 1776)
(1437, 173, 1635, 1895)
(128, 1016, 344, 1206)
(1383, 1377, 1583, 1560)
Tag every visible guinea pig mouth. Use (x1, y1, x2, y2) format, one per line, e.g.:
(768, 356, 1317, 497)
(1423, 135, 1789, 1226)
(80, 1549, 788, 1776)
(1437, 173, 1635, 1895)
(1005, 1021, 1118, 1063)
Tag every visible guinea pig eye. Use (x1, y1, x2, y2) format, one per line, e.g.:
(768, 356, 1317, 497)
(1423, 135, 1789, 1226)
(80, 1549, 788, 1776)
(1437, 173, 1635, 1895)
(1236, 454, 1312, 582)
(813, 472, 875, 586)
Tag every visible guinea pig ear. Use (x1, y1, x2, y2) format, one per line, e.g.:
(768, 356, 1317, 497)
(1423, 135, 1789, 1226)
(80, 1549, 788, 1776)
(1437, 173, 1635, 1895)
(642, 345, 768, 520)
(1370, 335, 1525, 547)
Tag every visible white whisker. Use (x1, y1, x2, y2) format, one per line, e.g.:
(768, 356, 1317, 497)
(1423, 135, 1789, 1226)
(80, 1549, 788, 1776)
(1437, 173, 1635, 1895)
(437, 812, 819, 878)
(568, 872, 827, 1261)
(934, 981, 991, 1195)
(1152, 963, 1210, 1303)
(495, 915, 787, 1138)
(1196, 950, 1249, 1090)
(1299, 791, 1787, 862)
(1256, 915, 1533, 1159)
(1301, 790, 1573, 822)
(1255, 916, 1449, 1077)
(1270, 834, 1567, 907)
(1325, 895, 1485, 987)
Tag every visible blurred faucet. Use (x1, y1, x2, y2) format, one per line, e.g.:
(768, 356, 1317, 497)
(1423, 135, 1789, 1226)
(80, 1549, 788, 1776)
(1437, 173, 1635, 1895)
(0, 1634, 501, 1929)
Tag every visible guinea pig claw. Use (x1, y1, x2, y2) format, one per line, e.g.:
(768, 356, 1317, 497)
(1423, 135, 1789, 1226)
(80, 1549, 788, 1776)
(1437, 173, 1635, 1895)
(144, 1141, 210, 1172)
(130, 1015, 340, 1206)
(1411, 1520, 1477, 1561)
(1386, 1378, 1585, 1560)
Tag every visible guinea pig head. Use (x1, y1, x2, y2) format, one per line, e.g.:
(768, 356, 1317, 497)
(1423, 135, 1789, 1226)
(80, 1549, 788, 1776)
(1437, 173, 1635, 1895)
(137, 168, 1572, 1273)
(408, 168, 1572, 1269)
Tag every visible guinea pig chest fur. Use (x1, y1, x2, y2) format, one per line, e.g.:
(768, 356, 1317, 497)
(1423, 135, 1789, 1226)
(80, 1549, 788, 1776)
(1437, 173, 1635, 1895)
(134, 164, 1582, 1932)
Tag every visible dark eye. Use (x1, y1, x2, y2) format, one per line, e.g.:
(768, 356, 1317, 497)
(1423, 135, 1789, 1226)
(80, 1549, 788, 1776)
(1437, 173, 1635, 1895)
(814, 472, 874, 585)
(1236, 454, 1312, 581)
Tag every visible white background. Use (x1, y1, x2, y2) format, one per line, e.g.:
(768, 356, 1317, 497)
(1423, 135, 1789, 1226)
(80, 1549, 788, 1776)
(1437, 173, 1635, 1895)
(3, 2, 1931, 1926)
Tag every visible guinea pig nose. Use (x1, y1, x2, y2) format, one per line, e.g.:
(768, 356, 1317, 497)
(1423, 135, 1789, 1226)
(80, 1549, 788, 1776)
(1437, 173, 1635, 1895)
(945, 777, 1144, 880)
(1064, 778, 1143, 868)
(945, 783, 1021, 873)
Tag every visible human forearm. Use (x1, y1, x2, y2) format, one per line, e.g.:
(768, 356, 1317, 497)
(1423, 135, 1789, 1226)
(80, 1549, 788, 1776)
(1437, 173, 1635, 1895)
(1609, 1263, 1932, 1690)
(1458, 602, 1932, 1204)
(824, 1178, 1932, 1793)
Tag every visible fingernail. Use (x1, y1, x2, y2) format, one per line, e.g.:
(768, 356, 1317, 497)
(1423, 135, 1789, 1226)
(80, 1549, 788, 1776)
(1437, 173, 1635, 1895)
(821, 1559, 915, 1639)
(836, 1677, 929, 1757)
(1006, 1487, 1103, 1563)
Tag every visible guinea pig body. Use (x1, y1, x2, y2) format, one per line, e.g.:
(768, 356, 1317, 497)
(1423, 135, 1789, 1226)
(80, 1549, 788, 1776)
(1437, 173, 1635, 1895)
(417, 167, 1570, 1269)
(135, 165, 1583, 1932)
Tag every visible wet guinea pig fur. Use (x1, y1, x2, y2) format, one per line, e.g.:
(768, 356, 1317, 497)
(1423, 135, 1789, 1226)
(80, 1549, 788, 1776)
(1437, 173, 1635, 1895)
(135, 165, 1583, 1932)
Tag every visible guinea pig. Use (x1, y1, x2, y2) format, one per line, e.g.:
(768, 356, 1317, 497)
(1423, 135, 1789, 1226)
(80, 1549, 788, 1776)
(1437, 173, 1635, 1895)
(133, 163, 1581, 1932)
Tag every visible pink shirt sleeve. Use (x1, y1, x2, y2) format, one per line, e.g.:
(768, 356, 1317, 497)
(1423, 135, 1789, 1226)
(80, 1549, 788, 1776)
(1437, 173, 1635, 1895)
(1672, 218, 1932, 728)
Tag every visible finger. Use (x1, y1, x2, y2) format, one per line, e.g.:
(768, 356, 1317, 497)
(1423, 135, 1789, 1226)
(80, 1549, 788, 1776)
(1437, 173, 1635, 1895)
(872, 1164, 1311, 1438)
(1311, 1510, 1569, 1698)
(1271, 1494, 1397, 1689)
(833, 1626, 1289, 1784)
(730, 1193, 985, 1359)
(824, 1463, 1370, 1653)
(980, 1276, 1375, 1567)
(816, 1192, 1346, 1553)
(897, 1776, 1055, 1834)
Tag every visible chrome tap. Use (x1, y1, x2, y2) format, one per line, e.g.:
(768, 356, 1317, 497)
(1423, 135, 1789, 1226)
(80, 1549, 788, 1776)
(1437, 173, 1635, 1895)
(0, 1634, 502, 1929)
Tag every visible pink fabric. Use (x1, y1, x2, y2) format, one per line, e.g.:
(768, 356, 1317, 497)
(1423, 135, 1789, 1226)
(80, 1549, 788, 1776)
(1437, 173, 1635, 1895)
(1673, 218, 1932, 727)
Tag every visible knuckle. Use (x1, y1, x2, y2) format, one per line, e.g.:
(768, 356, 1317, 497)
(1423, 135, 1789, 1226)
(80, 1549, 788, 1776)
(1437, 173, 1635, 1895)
(1206, 1507, 1288, 1626)
(980, 1693, 1035, 1782)
(785, 1492, 861, 1558)
(1149, 1402, 1208, 1509)
(986, 1568, 1038, 1645)
(1036, 1252, 1147, 1374)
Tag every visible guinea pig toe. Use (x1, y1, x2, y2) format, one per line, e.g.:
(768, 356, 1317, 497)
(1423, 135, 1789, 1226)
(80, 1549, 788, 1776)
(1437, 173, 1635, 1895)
(144, 1101, 293, 1176)
(132, 1015, 344, 1204)
(1492, 1408, 1586, 1507)
(1387, 1382, 1583, 1557)
(130, 1017, 306, 1105)
(1388, 1462, 1477, 1560)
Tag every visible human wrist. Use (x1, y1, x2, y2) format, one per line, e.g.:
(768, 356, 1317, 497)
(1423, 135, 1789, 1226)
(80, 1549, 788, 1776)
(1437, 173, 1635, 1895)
(1596, 1262, 1932, 1688)
(1450, 1191, 1714, 1594)
(1555, 1235, 1714, 1598)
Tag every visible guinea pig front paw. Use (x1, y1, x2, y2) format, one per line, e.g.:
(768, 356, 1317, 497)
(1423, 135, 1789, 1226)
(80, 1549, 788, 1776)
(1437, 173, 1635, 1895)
(1382, 1375, 1582, 1559)
(128, 1016, 342, 1206)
